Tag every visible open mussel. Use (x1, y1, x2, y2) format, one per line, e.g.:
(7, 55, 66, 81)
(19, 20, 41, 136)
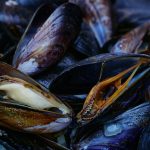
(13, 2, 82, 75)
(50, 54, 150, 125)
(0, 62, 72, 134)
(74, 102, 150, 150)
(110, 22, 150, 54)
(70, 0, 113, 47)
(77, 57, 150, 124)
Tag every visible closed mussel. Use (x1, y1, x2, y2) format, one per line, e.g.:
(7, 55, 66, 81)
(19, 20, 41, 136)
(13, 2, 82, 75)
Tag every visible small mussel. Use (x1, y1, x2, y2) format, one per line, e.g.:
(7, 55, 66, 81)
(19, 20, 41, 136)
(138, 124, 150, 150)
(13, 2, 82, 75)
(74, 102, 150, 150)
(70, 0, 113, 47)
(110, 22, 150, 54)
(0, 62, 72, 134)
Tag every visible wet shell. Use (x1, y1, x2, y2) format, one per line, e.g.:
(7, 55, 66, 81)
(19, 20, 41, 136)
(110, 23, 150, 54)
(70, 0, 113, 47)
(13, 3, 82, 75)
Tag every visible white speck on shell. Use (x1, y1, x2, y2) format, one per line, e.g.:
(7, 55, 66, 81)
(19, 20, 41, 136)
(18, 58, 38, 75)
(104, 123, 122, 137)
(5, 0, 18, 6)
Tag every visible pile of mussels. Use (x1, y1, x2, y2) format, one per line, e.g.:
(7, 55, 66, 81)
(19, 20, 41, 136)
(0, 0, 150, 149)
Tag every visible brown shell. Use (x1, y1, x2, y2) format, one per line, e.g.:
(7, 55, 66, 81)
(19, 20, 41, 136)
(111, 23, 150, 54)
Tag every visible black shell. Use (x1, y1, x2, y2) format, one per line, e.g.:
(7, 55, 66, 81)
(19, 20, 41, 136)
(13, 3, 82, 75)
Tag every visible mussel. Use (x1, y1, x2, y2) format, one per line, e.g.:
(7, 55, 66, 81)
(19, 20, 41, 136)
(34, 50, 84, 88)
(70, 0, 113, 47)
(50, 54, 150, 125)
(74, 102, 150, 150)
(110, 22, 150, 54)
(77, 57, 150, 124)
(13, 2, 82, 75)
(0, 62, 72, 134)
(113, 0, 150, 25)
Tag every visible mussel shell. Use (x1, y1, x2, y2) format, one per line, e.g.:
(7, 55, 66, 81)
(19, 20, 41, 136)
(12, 2, 57, 62)
(0, 126, 69, 150)
(50, 54, 150, 125)
(138, 124, 150, 150)
(0, 101, 71, 134)
(13, 2, 82, 75)
(70, 0, 113, 47)
(50, 54, 150, 95)
(74, 22, 100, 57)
(74, 102, 150, 150)
(0, 61, 44, 90)
(34, 50, 85, 88)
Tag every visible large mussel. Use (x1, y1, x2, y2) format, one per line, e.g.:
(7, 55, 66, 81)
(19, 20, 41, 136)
(0, 62, 72, 134)
(74, 102, 150, 150)
(50, 54, 150, 125)
(13, 2, 82, 75)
